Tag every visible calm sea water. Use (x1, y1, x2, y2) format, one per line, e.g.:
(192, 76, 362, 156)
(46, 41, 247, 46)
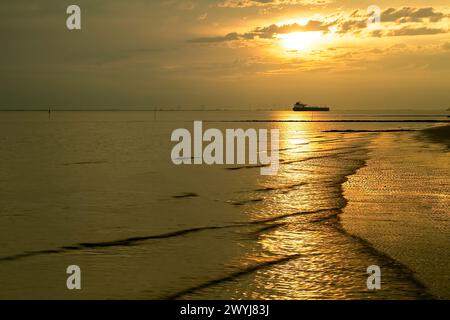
(0, 111, 448, 299)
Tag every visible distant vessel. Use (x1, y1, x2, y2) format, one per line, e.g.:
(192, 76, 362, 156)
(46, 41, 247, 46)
(293, 101, 330, 112)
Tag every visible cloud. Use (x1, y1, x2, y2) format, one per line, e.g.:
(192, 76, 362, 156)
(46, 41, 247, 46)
(218, 0, 332, 8)
(372, 27, 448, 38)
(382, 7, 447, 23)
(336, 18, 368, 34)
(188, 7, 449, 44)
(187, 32, 241, 43)
(188, 20, 333, 43)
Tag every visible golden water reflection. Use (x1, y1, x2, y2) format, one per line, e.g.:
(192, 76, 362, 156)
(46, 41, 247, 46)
(221, 122, 425, 299)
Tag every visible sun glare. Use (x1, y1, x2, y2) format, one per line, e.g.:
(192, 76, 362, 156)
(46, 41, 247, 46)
(279, 31, 323, 51)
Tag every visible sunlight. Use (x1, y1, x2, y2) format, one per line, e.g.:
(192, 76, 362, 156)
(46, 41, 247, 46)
(279, 31, 323, 52)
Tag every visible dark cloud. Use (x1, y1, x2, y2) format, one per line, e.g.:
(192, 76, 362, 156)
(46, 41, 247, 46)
(218, 0, 331, 8)
(336, 19, 367, 34)
(188, 20, 333, 43)
(375, 27, 448, 38)
(187, 32, 241, 43)
(382, 7, 447, 23)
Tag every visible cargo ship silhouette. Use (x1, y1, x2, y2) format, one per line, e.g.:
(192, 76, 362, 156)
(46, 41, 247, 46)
(293, 101, 330, 112)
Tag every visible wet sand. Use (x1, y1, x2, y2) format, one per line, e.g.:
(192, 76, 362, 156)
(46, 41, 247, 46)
(342, 127, 450, 299)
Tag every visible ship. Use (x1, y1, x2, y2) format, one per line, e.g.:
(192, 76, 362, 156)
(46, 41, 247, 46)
(293, 101, 330, 112)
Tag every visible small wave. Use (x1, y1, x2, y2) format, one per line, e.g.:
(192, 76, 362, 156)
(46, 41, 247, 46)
(0, 226, 227, 263)
(226, 164, 269, 171)
(229, 198, 264, 206)
(59, 160, 107, 166)
(249, 223, 287, 236)
(0, 208, 339, 263)
(229, 183, 308, 205)
(159, 254, 301, 300)
(323, 129, 417, 133)
(254, 182, 306, 193)
(247, 208, 340, 224)
(172, 192, 199, 199)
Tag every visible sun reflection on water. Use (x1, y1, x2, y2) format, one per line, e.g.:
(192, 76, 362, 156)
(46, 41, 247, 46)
(227, 121, 397, 299)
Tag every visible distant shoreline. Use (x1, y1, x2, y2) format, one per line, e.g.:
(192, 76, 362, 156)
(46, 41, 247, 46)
(0, 109, 232, 112)
(0, 109, 449, 114)
(218, 120, 450, 123)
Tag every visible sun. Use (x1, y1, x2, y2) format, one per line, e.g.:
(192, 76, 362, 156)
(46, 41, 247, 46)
(279, 31, 323, 51)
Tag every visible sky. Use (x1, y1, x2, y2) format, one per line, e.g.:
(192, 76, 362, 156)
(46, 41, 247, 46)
(1, 0, 450, 110)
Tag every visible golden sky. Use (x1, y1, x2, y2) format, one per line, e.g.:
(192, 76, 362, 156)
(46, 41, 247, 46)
(1, 0, 449, 110)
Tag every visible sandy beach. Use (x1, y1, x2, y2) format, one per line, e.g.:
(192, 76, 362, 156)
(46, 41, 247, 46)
(342, 124, 450, 299)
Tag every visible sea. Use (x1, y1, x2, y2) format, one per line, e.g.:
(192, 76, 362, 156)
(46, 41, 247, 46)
(0, 110, 448, 299)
